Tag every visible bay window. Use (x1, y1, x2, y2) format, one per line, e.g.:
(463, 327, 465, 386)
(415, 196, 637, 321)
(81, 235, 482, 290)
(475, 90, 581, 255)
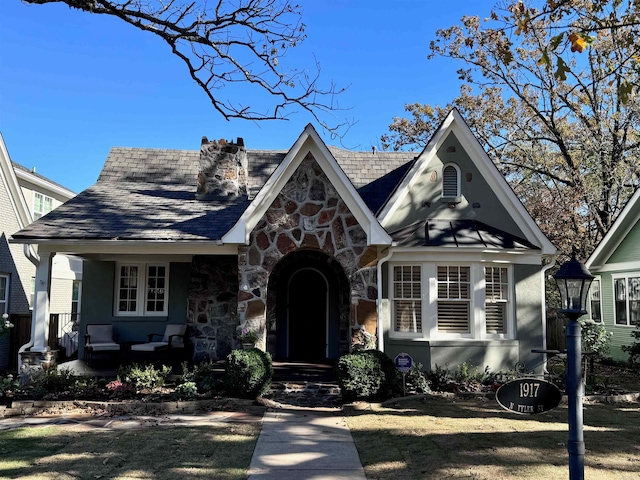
(115, 263, 168, 316)
(392, 265, 422, 334)
(389, 262, 513, 340)
(437, 266, 471, 334)
(485, 266, 509, 334)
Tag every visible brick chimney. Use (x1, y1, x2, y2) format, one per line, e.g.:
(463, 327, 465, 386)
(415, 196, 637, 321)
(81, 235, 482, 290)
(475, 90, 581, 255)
(197, 136, 248, 199)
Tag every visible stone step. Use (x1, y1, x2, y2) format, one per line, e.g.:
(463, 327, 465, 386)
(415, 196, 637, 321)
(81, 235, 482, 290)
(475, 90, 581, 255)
(266, 381, 342, 407)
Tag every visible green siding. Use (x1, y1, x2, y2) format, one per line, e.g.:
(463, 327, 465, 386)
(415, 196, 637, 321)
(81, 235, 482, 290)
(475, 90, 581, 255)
(596, 271, 637, 361)
(608, 217, 640, 263)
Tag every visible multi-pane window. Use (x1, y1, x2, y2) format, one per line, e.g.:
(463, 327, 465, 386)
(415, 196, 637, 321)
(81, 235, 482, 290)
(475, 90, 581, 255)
(437, 266, 471, 333)
(392, 266, 422, 333)
(485, 266, 509, 334)
(442, 164, 460, 197)
(0, 275, 8, 315)
(588, 278, 601, 323)
(614, 275, 640, 326)
(115, 264, 168, 316)
(146, 265, 166, 313)
(33, 192, 53, 220)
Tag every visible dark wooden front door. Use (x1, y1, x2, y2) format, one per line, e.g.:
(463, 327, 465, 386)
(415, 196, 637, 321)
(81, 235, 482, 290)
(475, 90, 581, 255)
(287, 268, 327, 360)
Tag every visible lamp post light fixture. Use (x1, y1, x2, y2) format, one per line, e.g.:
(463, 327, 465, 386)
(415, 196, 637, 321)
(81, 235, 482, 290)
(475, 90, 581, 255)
(553, 250, 594, 480)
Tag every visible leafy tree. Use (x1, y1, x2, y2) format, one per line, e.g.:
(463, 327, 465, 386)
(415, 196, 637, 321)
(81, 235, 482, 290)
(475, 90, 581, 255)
(24, 0, 345, 131)
(382, 2, 640, 257)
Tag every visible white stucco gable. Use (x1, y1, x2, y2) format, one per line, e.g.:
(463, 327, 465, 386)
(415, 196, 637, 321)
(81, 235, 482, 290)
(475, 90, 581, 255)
(378, 109, 555, 256)
(223, 124, 392, 246)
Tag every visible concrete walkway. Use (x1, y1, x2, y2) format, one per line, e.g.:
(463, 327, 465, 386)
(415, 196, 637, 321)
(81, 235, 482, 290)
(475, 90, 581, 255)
(247, 406, 366, 480)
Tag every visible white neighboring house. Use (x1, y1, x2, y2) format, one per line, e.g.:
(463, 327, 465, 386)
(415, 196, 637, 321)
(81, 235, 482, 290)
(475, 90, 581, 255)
(0, 133, 82, 370)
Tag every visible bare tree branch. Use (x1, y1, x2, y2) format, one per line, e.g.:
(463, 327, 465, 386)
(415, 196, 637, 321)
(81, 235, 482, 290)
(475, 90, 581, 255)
(23, 0, 349, 134)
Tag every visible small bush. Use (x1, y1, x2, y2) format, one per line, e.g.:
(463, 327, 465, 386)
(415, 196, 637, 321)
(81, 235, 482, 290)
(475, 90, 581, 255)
(22, 365, 97, 399)
(337, 350, 396, 401)
(0, 375, 20, 397)
(117, 363, 171, 391)
(395, 363, 431, 395)
(224, 348, 273, 399)
(427, 364, 451, 392)
(181, 361, 220, 394)
(174, 381, 198, 399)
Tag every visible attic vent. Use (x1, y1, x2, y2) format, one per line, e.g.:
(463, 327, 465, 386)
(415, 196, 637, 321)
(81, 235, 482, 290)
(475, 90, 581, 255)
(442, 164, 460, 197)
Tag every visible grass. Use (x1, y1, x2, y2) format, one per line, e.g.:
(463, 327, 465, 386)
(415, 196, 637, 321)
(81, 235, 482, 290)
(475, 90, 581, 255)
(0, 422, 260, 479)
(346, 395, 640, 479)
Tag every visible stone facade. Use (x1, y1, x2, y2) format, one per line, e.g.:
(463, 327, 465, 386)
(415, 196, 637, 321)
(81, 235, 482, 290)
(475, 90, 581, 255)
(196, 137, 248, 199)
(187, 256, 238, 361)
(237, 153, 380, 354)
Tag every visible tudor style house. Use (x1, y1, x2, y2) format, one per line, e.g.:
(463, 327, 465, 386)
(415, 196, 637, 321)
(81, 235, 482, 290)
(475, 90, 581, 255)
(586, 188, 640, 361)
(1, 133, 82, 370)
(10, 110, 556, 372)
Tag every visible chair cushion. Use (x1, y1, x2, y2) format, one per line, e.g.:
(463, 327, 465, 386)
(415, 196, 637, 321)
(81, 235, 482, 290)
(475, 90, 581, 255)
(87, 342, 120, 351)
(88, 325, 114, 344)
(131, 342, 169, 352)
(162, 324, 187, 348)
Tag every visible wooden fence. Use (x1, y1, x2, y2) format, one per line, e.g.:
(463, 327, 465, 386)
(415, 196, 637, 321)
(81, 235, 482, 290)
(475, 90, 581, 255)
(546, 309, 567, 352)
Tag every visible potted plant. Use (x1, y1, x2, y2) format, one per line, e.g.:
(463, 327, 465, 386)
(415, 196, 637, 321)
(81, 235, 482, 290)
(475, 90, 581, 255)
(237, 327, 259, 349)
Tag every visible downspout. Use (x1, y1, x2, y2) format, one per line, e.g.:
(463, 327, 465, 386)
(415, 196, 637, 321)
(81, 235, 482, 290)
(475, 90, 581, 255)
(18, 244, 40, 371)
(540, 255, 557, 368)
(376, 246, 394, 352)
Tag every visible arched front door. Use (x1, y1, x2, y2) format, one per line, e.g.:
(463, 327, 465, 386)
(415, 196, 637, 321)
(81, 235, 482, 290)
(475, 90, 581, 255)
(287, 268, 328, 360)
(270, 251, 347, 361)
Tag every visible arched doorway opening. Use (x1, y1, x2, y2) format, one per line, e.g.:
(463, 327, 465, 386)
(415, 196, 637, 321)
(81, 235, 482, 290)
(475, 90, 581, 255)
(266, 250, 349, 361)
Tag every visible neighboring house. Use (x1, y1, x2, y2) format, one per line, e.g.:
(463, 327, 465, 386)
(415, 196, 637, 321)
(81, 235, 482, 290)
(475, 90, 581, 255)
(11, 110, 556, 372)
(586, 188, 640, 361)
(0, 133, 82, 369)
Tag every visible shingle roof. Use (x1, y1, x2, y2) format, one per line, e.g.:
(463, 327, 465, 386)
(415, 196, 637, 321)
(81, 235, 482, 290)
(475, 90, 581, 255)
(391, 219, 539, 250)
(12, 144, 416, 242)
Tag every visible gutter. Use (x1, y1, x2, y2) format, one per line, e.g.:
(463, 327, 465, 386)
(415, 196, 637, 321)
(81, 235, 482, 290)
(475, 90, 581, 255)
(18, 244, 40, 372)
(376, 246, 395, 352)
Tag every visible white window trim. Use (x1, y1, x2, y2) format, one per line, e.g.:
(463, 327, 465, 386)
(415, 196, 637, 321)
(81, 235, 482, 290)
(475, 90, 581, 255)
(612, 272, 640, 327)
(389, 263, 424, 338)
(388, 262, 514, 341)
(114, 263, 169, 317)
(0, 274, 9, 315)
(587, 276, 602, 324)
(33, 192, 53, 220)
(441, 162, 461, 200)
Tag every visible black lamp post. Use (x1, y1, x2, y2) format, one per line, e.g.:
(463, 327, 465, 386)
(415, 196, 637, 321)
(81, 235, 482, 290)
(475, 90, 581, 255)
(553, 251, 594, 480)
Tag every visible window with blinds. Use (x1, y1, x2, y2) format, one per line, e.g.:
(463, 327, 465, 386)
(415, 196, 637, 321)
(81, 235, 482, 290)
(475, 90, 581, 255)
(588, 278, 601, 323)
(442, 164, 459, 197)
(393, 265, 422, 333)
(485, 266, 508, 334)
(437, 266, 470, 333)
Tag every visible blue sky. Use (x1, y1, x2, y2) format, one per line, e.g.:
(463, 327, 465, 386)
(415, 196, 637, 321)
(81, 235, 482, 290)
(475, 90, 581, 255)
(0, 1, 491, 193)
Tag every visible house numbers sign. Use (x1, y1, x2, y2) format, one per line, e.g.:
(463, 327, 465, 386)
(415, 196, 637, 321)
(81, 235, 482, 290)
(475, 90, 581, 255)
(496, 378, 562, 414)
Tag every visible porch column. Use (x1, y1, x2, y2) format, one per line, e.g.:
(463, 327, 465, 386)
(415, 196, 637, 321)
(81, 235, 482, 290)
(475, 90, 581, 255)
(31, 249, 54, 352)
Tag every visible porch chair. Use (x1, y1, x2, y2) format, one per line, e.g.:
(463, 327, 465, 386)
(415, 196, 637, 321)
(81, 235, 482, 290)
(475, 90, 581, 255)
(85, 324, 121, 366)
(130, 324, 187, 364)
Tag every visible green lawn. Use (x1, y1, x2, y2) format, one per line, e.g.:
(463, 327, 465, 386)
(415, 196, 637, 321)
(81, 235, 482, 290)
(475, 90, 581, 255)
(0, 422, 260, 479)
(346, 395, 640, 479)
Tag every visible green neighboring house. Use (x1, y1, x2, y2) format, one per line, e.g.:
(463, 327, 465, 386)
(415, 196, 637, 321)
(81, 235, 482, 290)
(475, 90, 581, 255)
(586, 188, 640, 362)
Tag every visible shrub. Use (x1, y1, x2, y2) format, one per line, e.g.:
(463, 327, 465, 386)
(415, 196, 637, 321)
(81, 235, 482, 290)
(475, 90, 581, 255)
(223, 348, 273, 399)
(395, 363, 431, 395)
(181, 361, 220, 394)
(580, 319, 612, 357)
(22, 365, 97, 399)
(622, 319, 640, 370)
(427, 364, 451, 392)
(174, 381, 198, 399)
(117, 363, 171, 391)
(0, 375, 20, 397)
(337, 350, 396, 401)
